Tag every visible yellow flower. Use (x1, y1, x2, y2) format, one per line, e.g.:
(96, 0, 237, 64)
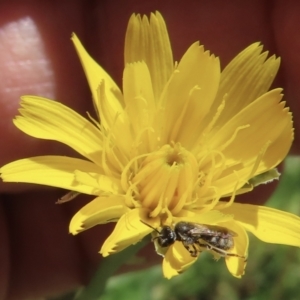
(0, 12, 298, 279)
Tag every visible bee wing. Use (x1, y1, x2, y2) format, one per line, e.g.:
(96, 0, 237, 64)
(208, 225, 238, 237)
(189, 223, 238, 237)
(188, 223, 213, 236)
(224, 228, 238, 237)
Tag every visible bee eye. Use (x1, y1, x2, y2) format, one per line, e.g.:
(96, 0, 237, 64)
(158, 238, 172, 247)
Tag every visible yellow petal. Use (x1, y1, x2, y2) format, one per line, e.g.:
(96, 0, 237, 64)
(221, 202, 300, 247)
(74, 170, 121, 194)
(71, 33, 124, 118)
(96, 80, 124, 131)
(162, 242, 197, 279)
(0, 156, 101, 194)
(211, 43, 280, 126)
(211, 165, 250, 197)
(97, 81, 133, 156)
(69, 196, 129, 234)
(15, 96, 104, 165)
(174, 209, 233, 224)
(125, 12, 173, 99)
(161, 42, 220, 147)
(123, 62, 155, 137)
(209, 89, 293, 174)
(100, 208, 159, 256)
(223, 221, 248, 278)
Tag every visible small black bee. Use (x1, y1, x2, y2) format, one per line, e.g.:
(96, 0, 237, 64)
(147, 221, 245, 259)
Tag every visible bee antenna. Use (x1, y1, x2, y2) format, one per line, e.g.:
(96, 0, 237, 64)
(140, 220, 161, 235)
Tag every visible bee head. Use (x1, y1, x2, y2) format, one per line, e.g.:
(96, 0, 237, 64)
(156, 226, 177, 247)
(140, 220, 177, 248)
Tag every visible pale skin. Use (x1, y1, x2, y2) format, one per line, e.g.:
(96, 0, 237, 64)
(0, 0, 299, 299)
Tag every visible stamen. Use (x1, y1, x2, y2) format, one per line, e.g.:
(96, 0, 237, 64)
(101, 128, 113, 176)
(131, 126, 155, 156)
(121, 152, 151, 191)
(124, 181, 140, 208)
(221, 171, 240, 209)
(171, 185, 191, 215)
(220, 124, 250, 151)
(199, 186, 220, 212)
(202, 97, 226, 136)
(126, 144, 198, 214)
(149, 194, 165, 218)
(247, 141, 271, 179)
(168, 86, 197, 141)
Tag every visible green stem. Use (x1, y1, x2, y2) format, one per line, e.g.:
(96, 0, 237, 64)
(74, 237, 150, 300)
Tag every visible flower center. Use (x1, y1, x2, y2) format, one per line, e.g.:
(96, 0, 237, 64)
(131, 143, 198, 217)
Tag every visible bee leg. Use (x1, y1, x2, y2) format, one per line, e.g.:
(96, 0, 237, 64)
(195, 240, 247, 261)
(204, 243, 246, 260)
(190, 244, 199, 257)
(224, 252, 247, 261)
(182, 242, 198, 257)
(196, 240, 210, 250)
